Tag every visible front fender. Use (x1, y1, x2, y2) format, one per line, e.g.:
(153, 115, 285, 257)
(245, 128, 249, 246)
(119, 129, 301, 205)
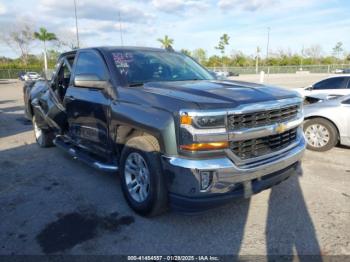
(110, 101, 177, 155)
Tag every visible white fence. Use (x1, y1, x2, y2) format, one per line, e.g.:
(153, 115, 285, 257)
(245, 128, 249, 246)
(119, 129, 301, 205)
(207, 64, 350, 75)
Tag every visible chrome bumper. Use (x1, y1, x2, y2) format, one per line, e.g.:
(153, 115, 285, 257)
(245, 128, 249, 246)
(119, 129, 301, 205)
(162, 133, 306, 198)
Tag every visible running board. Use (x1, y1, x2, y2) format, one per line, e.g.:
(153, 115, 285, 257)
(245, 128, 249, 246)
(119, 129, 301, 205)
(53, 136, 118, 173)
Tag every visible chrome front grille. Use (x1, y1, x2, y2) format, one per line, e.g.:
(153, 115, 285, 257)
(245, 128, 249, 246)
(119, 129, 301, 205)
(228, 104, 299, 130)
(230, 127, 298, 160)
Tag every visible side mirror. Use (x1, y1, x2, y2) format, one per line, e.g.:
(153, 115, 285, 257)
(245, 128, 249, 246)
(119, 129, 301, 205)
(305, 86, 313, 91)
(74, 74, 108, 89)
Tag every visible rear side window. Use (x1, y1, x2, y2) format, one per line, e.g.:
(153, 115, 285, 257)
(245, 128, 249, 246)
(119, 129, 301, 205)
(313, 77, 348, 90)
(75, 52, 108, 80)
(343, 99, 350, 104)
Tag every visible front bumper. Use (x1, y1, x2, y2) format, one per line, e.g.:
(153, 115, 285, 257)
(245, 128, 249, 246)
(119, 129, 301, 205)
(161, 133, 306, 212)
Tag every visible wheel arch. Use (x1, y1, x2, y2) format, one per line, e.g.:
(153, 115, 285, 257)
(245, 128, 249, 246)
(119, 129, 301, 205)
(113, 125, 164, 155)
(304, 116, 340, 141)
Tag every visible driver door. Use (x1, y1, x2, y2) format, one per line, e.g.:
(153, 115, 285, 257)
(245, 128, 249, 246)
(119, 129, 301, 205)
(35, 58, 72, 130)
(64, 50, 112, 156)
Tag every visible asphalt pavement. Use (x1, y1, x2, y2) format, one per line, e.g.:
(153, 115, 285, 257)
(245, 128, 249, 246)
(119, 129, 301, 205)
(0, 78, 349, 256)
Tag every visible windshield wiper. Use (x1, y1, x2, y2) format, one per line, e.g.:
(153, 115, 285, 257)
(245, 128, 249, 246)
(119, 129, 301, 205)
(175, 78, 203, 81)
(128, 82, 144, 87)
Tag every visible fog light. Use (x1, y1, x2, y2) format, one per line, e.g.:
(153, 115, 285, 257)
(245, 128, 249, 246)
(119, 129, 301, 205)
(200, 171, 213, 191)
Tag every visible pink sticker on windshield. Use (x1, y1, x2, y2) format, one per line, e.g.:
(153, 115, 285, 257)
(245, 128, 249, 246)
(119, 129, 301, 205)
(112, 52, 134, 75)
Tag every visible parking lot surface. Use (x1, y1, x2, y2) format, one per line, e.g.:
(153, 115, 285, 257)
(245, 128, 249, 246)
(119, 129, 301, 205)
(0, 77, 349, 256)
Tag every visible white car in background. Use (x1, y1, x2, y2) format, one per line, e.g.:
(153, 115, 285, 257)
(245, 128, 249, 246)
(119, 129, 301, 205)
(297, 75, 350, 99)
(23, 72, 41, 81)
(303, 95, 350, 151)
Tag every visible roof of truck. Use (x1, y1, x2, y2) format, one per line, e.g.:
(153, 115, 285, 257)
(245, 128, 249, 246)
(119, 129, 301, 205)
(58, 46, 171, 59)
(97, 46, 167, 52)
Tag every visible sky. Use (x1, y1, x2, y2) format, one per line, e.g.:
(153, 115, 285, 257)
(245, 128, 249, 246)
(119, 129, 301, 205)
(0, 0, 349, 58)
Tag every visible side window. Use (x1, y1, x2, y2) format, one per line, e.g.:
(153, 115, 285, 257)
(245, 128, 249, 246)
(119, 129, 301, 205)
(63, 64, 70, 79)
(50, 60, 72, 100)
(52, 61, 71, 91)
(342, 99, 350, 104)
(313, 77, 347, 90)
(74, 52, 108, 81)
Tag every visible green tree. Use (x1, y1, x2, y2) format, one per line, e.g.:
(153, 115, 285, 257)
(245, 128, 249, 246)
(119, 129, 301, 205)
(346, 54, 350, 64)
(332, 42, 343, 60)
(157, 35, 174, 49)
(192, 48, 207, 65)
(215, 34, 230, 67)
(34, 27, 58, 74)
(180, 49, 191, 56)
(207, 55, 222, 67)
(215, 34, 230, 56)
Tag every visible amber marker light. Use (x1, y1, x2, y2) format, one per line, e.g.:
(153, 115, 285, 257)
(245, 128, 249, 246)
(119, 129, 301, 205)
(180, 142, 229, 151)
(180, 114, 192, 125)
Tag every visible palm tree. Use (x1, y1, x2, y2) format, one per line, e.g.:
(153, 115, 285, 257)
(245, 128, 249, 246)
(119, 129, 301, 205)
(34, 27, 58, 75)
(215, 34, 230, 68)
(157, 35, 174, 49)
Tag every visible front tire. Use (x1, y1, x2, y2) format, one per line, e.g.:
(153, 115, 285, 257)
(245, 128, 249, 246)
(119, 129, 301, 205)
(32, 115, 55, 148)
(303, 118, 338, 151)
(120, 136, 168, 217)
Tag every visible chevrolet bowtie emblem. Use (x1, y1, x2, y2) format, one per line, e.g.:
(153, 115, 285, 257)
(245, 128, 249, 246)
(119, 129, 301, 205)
(275, 123, 287, 134)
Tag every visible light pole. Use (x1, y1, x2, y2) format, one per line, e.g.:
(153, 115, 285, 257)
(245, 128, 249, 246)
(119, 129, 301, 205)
(300, 45, 304, 71)
(266, 27, 270, 62)
(74, 0, 80, 48)
(256, 46, 260, 74)
(118, 11, 124, 46)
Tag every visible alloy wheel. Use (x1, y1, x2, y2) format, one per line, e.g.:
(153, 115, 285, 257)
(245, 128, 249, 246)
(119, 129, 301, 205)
(124, 152, 150, 203)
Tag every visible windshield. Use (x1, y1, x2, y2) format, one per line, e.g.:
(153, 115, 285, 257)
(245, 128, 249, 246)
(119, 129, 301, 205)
(109, 50, 214, 86)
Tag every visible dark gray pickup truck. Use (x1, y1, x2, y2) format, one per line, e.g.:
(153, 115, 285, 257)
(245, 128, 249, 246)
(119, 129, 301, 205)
(24, 46, 306, 216)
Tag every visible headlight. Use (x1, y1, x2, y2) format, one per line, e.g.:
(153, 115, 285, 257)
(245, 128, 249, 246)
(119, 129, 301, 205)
(193, 115, 225, 129)
(179, 111, 228, 152)
(180, 113, 226, 129)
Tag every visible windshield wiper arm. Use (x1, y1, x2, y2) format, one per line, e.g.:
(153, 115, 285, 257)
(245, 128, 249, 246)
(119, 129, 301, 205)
(128, 82, 144, 87)
(175, 78, 203, 81)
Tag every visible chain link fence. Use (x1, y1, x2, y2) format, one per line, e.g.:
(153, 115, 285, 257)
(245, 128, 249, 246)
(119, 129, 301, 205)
(0, 68, 56, 80)
(208, 64, 350, 75)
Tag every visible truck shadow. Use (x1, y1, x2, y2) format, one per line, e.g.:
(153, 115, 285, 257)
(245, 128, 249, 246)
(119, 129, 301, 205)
(265, 173, 322, 259)
(0, 104, 32, 138)
(163, 172, 322, 257)
(0, 142, 322, 256)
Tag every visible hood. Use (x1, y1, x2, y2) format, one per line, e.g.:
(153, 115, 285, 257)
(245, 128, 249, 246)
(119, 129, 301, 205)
(142, 80, 299, 109)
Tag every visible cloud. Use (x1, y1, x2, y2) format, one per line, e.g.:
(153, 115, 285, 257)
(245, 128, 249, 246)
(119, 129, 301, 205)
(0, 0, 348, 59)
(151, 0, 209, 13)
(39, 0, 151, 23)
(217, 0, 316, 12)
(0, 2, 7, 15)
(218, 0, 279, 11)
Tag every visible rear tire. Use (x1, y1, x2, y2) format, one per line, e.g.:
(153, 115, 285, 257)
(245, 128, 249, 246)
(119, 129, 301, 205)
(120, 136, 168, 217)
(32, 115, 55, 148)
(303, 118, 338, 152)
